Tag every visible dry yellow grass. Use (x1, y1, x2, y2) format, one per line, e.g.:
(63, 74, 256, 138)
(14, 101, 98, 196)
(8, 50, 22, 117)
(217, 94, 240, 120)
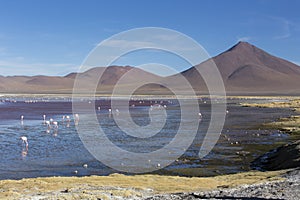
(0, 170, 285, 199)
(240, 98, 300, 134)
(241, 99, 300, 112)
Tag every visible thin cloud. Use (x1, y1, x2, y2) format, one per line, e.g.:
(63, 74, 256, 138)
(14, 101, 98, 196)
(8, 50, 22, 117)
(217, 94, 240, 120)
(269, 16, 292, 40)
(0, 59, 75, 76)
(236, 36, 252, 43)
(100, 39, 155, 49)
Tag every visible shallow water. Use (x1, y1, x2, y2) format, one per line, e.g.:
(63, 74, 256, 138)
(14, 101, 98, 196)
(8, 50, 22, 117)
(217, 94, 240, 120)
(0, 97, 296, 179)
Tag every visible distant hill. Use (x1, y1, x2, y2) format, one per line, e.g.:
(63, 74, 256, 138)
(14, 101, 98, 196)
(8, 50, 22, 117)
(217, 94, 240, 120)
(0, 42, 299, 95)
(0, 66, 162, 94)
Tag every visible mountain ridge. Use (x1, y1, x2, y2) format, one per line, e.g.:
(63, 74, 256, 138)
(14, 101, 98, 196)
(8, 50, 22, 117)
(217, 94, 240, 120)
(0, 42, 299, 95)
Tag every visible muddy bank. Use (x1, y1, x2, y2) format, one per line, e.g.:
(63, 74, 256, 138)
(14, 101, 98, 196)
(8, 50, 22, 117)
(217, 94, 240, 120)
(252, 140, 300, 171)
(241, 98, 300, 171)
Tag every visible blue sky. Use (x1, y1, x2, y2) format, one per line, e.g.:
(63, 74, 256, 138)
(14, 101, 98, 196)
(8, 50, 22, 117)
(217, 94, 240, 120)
(0, 0, 299, 76)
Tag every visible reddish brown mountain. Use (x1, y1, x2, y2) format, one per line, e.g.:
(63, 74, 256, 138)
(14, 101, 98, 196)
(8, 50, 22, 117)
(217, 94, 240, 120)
(0, 66, 161, 94)
(177, 42, 300, 95)
(0, 42, 299, 95)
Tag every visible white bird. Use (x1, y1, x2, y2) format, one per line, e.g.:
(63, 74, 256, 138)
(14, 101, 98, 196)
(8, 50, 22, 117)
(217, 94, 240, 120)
(53, 121, 58, 129)
(97, 106, 101, 111)
(50, 118, 53, 124)
(83, 164, 88, 168)
(45, 120, 51, 127)
(20, 136, 28, 148)
(21, 115, 24, 121)
(157, 163, 161, 168)
(108, 108, 112, 113)
(74, 114, 80, 121)
(198, 112, 202, 119)
(43, 114, 46, 122)
(66, 115, 71, 122)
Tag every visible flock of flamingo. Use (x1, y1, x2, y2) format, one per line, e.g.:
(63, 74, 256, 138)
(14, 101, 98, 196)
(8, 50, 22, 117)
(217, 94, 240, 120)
(17, 103, 218, 154)
(17, 101, 228, 173)
(19, 113, 80, 157)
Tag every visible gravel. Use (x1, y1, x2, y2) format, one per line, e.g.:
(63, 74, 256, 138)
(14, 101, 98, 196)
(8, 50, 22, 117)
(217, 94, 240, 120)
(145, 169, 300, 200)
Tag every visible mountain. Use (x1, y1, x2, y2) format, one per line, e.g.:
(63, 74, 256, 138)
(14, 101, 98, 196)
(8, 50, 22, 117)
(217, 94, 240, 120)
(0, 42, 299, 95)
(176, 41, 300, 95)
(0, 66, 162, 94)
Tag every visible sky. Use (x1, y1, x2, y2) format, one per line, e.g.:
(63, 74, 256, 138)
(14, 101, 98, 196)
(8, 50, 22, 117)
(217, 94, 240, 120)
(0, 0, 299, 76)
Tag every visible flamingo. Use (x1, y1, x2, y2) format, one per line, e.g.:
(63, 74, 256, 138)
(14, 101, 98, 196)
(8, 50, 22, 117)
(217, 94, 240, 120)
(45, 120, 51, 127)
(20, 136, 28, 148)
(74, 114, 79, 122)
(66, 115, 71, 123)
(53, 121, 58, 129)
(74, 114, 80, 126)
(198, 112, 202, 119)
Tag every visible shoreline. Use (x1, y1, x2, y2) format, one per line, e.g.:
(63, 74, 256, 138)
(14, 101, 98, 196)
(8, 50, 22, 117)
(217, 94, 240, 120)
(1, 96, 300, 199)
(0, 170, 287, 199)
(1, 93, 300, 99)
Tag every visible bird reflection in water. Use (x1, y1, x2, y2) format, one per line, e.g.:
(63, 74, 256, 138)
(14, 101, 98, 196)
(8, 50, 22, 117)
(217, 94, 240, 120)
(20, 136, 28, 158)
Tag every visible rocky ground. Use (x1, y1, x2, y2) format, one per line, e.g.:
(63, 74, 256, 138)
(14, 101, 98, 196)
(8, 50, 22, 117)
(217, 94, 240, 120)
(1, 169, 297, 200)
(0, 170, 287, 200)
(146, 168, 300, 200)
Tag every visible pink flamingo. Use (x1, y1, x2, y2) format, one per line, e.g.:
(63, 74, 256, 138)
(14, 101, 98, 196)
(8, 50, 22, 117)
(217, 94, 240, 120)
(20, 136, 28, 149)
